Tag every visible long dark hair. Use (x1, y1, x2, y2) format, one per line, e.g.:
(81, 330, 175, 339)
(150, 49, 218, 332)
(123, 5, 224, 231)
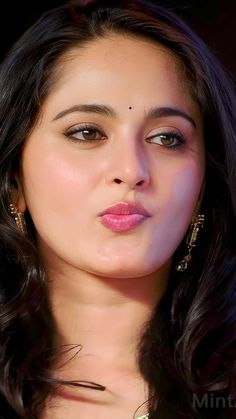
(0, 0, 236, 418)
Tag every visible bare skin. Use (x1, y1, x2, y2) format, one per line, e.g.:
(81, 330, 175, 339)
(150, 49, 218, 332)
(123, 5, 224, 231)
(42, 263, 169, 418)
(19, 35, 205, 418)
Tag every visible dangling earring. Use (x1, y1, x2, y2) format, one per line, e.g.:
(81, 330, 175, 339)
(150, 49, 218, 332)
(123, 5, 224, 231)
(175, 214, 205, 272)
(9, 203, 27, 234)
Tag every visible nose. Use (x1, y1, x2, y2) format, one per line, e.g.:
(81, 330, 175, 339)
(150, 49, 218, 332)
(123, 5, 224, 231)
(105, 134, 150, 190)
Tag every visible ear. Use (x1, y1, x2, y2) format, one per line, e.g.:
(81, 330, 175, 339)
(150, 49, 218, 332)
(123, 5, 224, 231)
(10, 179, 26, 213)
(17, 192, 27, 213)
(192, 180, 205, 220)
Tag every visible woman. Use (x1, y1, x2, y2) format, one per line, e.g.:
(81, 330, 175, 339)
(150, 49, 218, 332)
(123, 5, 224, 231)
(0, 0, 235, 418)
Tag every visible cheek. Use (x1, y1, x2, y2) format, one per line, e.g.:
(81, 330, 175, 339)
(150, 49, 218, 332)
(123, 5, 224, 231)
(148, 158, 204, 259)
(172, 163, 203, 202)
(22, 146, 99, 218)
(161, 157, 205, 223)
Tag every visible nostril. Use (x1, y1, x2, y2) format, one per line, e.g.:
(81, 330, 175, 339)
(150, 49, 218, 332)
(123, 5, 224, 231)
(114, 178, 122, 184)
(113, 178, 146, 186)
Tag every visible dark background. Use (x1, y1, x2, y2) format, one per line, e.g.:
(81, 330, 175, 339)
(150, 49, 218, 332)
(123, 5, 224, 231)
(0, 0, 236, 78)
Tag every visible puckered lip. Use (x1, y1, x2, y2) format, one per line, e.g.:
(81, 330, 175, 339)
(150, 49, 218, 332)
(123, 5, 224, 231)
(98, 201, 151, 217)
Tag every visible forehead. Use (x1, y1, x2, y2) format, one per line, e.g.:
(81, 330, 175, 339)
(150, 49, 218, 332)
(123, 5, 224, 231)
(52, 35, 185, 89)
(42, 35, 200, 123)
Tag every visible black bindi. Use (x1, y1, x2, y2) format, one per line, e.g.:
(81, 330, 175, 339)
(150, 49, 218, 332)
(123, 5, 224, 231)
(129, 106, 132, 109)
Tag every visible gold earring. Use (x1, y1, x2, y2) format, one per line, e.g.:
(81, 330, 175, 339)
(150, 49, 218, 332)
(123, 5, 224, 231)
(175, 214, 205, 272)
(9, 203, 27, 234)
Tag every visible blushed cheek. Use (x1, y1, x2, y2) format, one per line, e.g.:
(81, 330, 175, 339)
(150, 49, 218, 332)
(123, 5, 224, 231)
(22, 150, 97, 218)
(171, 161, 204, 214)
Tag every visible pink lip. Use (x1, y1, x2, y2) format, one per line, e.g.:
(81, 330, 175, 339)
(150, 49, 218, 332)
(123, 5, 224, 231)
(98, 202, 151, 232)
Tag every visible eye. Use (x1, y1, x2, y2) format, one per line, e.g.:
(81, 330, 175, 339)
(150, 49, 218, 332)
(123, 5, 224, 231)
(65, 124, 107, 143)
(146, 131, 186, 148)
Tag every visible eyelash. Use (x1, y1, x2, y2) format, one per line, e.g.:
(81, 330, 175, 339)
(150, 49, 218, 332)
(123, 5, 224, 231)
(64, 123, 186, 149)
(65, 124, 106, 143)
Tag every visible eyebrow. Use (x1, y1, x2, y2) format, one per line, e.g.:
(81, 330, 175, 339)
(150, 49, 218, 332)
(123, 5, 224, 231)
(52, 103, 196, 128)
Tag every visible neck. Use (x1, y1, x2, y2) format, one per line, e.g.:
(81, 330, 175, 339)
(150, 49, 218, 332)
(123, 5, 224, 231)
(48, 260, 170, 371)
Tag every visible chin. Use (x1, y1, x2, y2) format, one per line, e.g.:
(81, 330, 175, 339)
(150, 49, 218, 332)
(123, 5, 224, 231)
(86, 258, 165, 279)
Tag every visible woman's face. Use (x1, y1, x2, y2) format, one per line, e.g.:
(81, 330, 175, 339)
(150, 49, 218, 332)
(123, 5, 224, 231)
(19, 35, 205, 278)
